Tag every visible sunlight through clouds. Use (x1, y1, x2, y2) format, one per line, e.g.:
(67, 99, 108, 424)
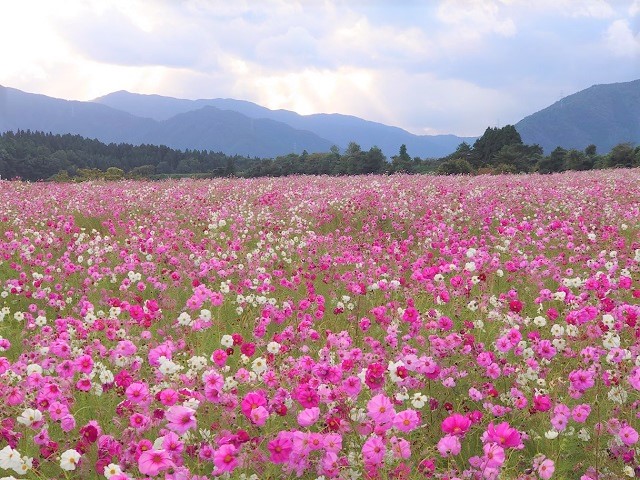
(0, 0, 637, 136)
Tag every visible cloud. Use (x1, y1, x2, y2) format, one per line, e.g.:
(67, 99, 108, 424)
(605, 19, 640, 57)
(1, 0, 638, 137)
(437, 0, 517, 39)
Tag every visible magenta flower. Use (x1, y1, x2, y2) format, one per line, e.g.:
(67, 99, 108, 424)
(125, 382, 149, 404)
(241, 390, 267, 418)
(165, 406, 197, 434)
(213, 444, 238, 473)
(362, 435, 386, 466)
(483, 422, 522, 448)
(138, 449, 173, 476)
(441, 413, 471, 436)
(268, 432, 293, 463)
(249, 405, 269, 426)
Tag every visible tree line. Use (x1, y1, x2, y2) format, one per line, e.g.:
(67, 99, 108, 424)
(0, 128, 638, 181)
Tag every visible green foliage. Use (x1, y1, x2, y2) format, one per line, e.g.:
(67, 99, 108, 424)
(0, 130, 255, 181)
(470, 125, 523, 167)
(390, 144, 414, 173)
(437, 158, 474, 175)
(0, 129, 636, 181)
(606, 142, 639, 168)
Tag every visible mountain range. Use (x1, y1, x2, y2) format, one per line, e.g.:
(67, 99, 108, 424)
(1, 79, 638, 158)
(515, 79, 640, 154)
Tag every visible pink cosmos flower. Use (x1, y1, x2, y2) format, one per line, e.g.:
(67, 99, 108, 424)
(571, 404, 591, 423)
(366, 394, 396, 426)
(165, 406, 197, 434)
(483, 422, 522, 448)
(241, 390, 267, 418)
(268, 432, 293, 463)
(437, 434, 461, 457)
(441, 413, 471, 436)
(138, 449, 173, 476)
(213, 444, 238, 473)
(297, 407, 320, 427)
(249, 406, 269, 426)
(538, 459, 555, 480)
(342, 376, 362, 397)
(393, 409, 419, 433)
(483, 442, 505, 468)
(619, 425, 639, 445)
(389, 436, 411, 459)
(211, 349, 228, 367)
(292, 431, 311, 455)
(323, 433, 342, 453)
(161, 431, 184, 457)
(158, 388, 179, 406)
(60, 414, 76, 432)
(533, 395, 551, 412)
(362, 435, 386, 466)
(125, 382, 149, 404)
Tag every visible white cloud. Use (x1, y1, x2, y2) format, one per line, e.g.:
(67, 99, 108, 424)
(605, 19, 640, 57)
(437, 0, 517, 38)
(502, 0, 615, 18)
(0, 0, 638, 136)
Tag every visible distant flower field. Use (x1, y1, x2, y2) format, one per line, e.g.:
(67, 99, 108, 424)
(0, 171, 639, 480)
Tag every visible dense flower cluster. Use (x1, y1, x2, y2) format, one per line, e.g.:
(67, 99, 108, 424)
(0, 171, 639, 479)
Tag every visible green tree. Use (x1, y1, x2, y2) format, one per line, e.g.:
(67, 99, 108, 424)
(536, 147, 567, 174)
(362, 146, 386, 174)
(437, 158, 474, 175)
(492, 144, 542, 173)
(606, 143, 636, 168)
(563, 149, 592, 171)
(391, 144, 413, 173)
(470, 125, 522, 167)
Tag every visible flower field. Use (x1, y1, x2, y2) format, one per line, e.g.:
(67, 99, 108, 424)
(0, 171, 639, 480)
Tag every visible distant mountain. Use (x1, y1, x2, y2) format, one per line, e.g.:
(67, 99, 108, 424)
(0, 85, 156, 144)
(94, 90, 475, 158)
(0, 86, 334, 157)
(143, 106, 334, 157)
(516, 79, 640, 154)
(5, 79, 638, 160)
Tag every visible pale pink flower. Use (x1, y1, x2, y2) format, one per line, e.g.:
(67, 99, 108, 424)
(366, 394, 396, 425)
(393, 409, 419, 433)
(619, 425, 639, 445)
(437, 434, 461, 457)
(165, 406, 197, 434)
(297, 407, 320, 427)
(138, 449, 173, 476)
(537, 459, 555, 480)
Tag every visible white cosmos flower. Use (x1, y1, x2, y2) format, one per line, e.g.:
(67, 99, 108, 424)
(104, 463, 123, 478)
(16, 408, 42, 427)
(220, 335, 234, 348)
(0, 446, 21, 471)
(251, 356, 267, 374)
(266, 341, 281, 354)
(59, 449, 81, 471)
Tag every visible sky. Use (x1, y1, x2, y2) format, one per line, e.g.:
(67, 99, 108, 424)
(0, 0, 638, 137)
